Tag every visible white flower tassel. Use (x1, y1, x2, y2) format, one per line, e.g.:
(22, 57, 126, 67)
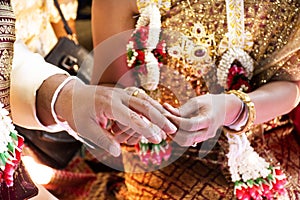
(227, 133, 271, 183)
(139, 51, 160, 90)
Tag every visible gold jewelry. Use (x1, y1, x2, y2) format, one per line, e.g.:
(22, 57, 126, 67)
(223, 90, 256, 135)
(124, 87, 146, 97)
(132, 89, 140, 97)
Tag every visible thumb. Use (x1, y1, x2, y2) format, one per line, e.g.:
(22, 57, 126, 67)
(77, 120, 121, 157)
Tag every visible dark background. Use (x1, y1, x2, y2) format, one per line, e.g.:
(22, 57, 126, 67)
(76, 0, 93, 51)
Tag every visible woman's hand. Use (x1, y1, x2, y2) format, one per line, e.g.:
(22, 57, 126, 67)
(164, 94, 242, 146)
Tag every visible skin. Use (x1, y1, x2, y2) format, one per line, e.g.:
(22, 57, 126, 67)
(91, 0, 300, 146)
(36, 74, 177, 156)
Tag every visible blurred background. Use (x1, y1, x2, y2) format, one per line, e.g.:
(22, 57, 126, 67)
(76, 0, 92, 51)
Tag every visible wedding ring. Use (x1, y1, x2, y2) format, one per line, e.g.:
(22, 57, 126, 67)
(132, 90, 140, 97)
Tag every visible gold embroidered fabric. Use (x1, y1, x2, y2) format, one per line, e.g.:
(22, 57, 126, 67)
(158, 0, 300, 105)
(0, 2, 15, 112)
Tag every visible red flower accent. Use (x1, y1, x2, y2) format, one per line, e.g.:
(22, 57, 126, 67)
(132, 26, 149, 49)
(230, 78, 251, 91)
(234, 167, 288, 200)
(135, 50, 146, 66)
(135, 140, 172, 165)
(153, 40, 167, 64)
(227, 64, 252, 92)
(4, 163, 15, 186)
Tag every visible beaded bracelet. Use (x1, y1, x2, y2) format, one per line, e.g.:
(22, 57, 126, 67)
(223, 90, 256, 135)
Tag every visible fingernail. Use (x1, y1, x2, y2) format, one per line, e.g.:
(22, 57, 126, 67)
(161, 131, 167, 140)
(168, 122, 177, 134)
(109, 145, 121, 157)
(154, 135, 162, 143)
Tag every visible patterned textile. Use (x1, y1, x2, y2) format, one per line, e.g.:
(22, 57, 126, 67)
(0, 0, 15, 112)
(50, 122, 296, 199)
(113, 124, 299, 200)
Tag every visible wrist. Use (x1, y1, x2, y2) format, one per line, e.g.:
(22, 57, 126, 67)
(54, 77, 80, 123)
(224, 93, 244, 126)
(223, 90, 256, 135)
(36, 74, 69, 126)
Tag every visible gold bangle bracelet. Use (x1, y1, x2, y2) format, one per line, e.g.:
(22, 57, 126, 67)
(223, 90, 256, 135)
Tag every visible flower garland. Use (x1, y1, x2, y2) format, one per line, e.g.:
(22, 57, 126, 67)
(127, 4, 167, 91)
(225, 69, 288, 200)
(135, 139, 171, 165)
(127, 3, 169, 165)
(0, 103, 24, 187)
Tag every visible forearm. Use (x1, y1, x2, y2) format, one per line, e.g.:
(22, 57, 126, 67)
(224, 81, 300, 126)
(249, 81, 300, 124)
(36, 74, 70, 126)
(91, 0, 137, 86)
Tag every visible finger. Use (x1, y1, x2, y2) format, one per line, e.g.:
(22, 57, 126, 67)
(164, 113, 210, 132)
(136, 91, 170, 114)
(76, 118, 121, 157)
(111, 121, 130, 136)
(98, 115, 109, 128)
(163, 103, 180, 116)
(111, 104, 164, 143)
(171, 129, 209, 147)
(128, 97, 177, 134)
(177, 99, 201, 117)
(126, 134, 141, 145)
(114, 129, 135, 143)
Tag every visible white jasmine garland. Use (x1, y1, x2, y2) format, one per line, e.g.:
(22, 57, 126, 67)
(217, 47, 254, 89)
(139, 51, 160, 90)
(0, 104, 17, 155)
(128, 3, 162, 91)
(227, 133, 271, 182)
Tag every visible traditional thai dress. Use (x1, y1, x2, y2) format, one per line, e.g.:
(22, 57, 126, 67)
(115, 0, 300, 199)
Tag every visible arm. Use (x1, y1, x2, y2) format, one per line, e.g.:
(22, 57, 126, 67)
(164, 80, 300, 146)
(248, 80, 300, 124)
(91, 0, 138, 86)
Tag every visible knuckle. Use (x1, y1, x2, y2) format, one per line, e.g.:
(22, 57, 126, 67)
(142, 101, 152, 112)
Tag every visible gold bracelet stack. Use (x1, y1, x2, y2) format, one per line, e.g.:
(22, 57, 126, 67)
(223, 90, 256, 135)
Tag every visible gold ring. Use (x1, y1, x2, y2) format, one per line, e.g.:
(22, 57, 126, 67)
(132, 90, 140, 97)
